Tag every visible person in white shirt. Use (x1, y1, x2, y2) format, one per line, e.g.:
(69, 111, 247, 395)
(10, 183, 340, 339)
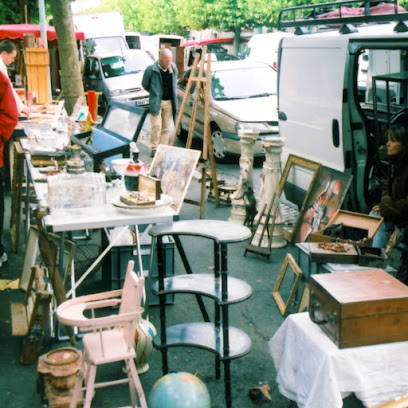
(0, 40, 31, 117)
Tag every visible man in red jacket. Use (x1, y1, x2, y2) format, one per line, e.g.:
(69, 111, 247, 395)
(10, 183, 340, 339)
(0, 71, 18, 267)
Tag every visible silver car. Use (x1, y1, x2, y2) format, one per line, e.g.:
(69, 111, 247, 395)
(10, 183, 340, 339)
(83, 49, 153, 110)
(176, 59, 279, 161)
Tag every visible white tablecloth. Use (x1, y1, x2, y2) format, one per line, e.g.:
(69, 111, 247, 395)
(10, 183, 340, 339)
(269, 313, 408, 408)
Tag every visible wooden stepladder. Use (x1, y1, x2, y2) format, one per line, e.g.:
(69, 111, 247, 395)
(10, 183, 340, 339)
(170, 46, 219, 218)
(11, 265, 52, 364)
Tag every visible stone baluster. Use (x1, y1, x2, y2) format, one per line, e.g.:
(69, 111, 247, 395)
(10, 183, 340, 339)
(228, 129, 259, 224)
(253, 138, 287, 248)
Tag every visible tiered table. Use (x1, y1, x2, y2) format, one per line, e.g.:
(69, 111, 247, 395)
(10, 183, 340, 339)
(148, 219, 252, 408)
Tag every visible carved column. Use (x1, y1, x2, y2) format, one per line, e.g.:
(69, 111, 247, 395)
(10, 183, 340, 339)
(228, 129, 259, 224)
(253, 138, 287, 248)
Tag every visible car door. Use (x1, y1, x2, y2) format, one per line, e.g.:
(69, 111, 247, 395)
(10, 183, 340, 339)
(278, 36, 348, 172)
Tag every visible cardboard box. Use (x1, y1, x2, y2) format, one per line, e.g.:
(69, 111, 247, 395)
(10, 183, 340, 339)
(309, 210, 383, 246)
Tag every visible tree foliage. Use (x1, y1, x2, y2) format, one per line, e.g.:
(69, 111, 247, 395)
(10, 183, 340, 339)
(0, 0, 52, 24)
(72, 0, 408, 36)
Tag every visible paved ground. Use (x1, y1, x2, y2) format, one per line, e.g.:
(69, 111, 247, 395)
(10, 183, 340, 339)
(0, 139, 366, 407)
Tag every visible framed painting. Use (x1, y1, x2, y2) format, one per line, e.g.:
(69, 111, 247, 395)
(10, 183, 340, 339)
(272, 253, 303, 317)
(292, 166, 353, 243)
(279, 155, 322, 243)
(149, 145, 201, 214)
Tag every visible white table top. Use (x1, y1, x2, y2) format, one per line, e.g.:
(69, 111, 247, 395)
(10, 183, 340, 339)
(20, 144, 176, 233)
(43, 203, 175, 233)
(269, 312, 408, 408)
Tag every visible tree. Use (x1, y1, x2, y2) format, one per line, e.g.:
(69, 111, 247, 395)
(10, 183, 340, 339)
(0, 0, 43, 24)
(49, 0, 84, 115)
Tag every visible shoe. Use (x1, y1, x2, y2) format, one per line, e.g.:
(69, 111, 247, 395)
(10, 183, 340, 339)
(151, 150, 156, 158)
(0, 252, 7, 268)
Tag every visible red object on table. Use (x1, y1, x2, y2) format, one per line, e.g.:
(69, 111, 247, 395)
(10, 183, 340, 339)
(87, 90, 96, 121)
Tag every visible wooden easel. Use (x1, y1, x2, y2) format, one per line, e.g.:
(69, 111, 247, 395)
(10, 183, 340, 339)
(170, 46, 219, 218)
(243, 193, 279, 262)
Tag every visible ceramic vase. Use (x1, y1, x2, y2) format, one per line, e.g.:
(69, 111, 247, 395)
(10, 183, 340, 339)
(134, 319, 157, 374)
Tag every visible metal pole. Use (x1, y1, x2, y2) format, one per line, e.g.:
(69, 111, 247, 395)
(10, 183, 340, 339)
(38, 0, 47, 49)
(38, 0, 53, 101)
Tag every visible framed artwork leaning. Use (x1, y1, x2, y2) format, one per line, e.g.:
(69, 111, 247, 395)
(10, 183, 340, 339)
(293, 166, 353, 243)
(279, 154, 322, 243)
(149, 145, 201, 214)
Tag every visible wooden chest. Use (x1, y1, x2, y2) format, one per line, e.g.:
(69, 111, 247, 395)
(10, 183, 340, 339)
(309, 269, 408, 348)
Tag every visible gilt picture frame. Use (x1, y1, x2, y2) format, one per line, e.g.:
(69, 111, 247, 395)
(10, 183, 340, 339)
(272, 253, 303, 317)
(279, 155, 322, 243)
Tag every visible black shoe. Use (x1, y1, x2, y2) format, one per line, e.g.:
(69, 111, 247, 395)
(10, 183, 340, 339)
(151, 150, 156, 158)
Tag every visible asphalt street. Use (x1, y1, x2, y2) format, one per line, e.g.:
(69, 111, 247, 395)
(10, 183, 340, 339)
(0, 126, 365, 408)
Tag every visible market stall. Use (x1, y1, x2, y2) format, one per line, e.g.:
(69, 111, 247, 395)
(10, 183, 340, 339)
(0, 24, 85, 101)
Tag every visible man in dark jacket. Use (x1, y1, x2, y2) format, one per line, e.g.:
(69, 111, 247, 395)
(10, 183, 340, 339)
(0, 71, 18, 267)
(142, 48, 178, 157)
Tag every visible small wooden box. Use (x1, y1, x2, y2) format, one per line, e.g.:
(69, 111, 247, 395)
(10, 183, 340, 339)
(309, 242, 359, 264)
(309, 210, 383, 246)
(139, 174, 161, 200)
(309, 269, 408, 348)
(356, 246, 388, 268)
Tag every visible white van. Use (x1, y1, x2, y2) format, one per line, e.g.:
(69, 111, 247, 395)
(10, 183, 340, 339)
(277, 0, 408, 213)
(243, 31, 293, 69)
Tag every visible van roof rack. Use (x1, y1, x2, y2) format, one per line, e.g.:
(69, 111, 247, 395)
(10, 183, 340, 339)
(278, 0, 408, 32)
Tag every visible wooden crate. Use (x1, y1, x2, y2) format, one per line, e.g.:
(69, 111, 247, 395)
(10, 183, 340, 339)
(309, 269, 408, 348)
(309, 209, 383, 246)
(25, 48, 50, 105)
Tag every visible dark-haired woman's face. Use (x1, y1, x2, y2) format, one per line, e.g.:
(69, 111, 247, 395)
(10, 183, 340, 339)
(387, 137, 403, 156)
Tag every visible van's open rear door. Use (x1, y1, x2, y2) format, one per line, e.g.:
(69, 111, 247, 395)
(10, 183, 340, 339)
(278, 36, 348, 173)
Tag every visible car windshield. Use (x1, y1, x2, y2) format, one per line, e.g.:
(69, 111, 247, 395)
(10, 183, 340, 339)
(101, 53, 152, 78)
(211, 66, 277, 101)
(124, 52, 154, 73)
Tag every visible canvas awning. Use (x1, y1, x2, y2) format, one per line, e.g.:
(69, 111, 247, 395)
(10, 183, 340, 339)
(0, 24, 85, 42)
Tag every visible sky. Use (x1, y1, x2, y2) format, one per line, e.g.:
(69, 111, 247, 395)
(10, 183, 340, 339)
(70, 0, 102, 13)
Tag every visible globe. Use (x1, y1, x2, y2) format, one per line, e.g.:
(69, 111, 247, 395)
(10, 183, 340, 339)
(148, 372, 211, 408)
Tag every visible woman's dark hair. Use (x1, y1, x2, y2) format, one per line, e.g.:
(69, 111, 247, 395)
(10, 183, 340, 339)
(387, 123, 408, 148)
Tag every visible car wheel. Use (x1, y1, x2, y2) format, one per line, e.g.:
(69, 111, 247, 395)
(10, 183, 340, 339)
(176, 123, 188, 143)
(211, 126, 228, 162)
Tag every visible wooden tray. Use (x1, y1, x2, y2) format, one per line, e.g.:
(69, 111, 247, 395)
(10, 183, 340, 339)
(309, 242, 359, 264)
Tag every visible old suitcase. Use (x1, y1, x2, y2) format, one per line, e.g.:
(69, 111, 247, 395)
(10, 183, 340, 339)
(309, 269, 408, 348)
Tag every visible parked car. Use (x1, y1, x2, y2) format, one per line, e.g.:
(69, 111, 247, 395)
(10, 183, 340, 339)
(176, 59, 279, 161)
(82, 49, 154, 111)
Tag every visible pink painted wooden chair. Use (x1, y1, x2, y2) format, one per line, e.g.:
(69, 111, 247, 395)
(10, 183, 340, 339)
(56, 260, 147, 408)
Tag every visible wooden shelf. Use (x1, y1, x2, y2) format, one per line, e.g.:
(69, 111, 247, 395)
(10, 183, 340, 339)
(154, 322, 251, 360)
(152, 273, 252, 305)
